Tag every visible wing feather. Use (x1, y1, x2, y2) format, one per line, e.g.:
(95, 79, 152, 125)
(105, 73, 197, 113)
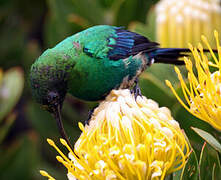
(79, 25, 159, 61)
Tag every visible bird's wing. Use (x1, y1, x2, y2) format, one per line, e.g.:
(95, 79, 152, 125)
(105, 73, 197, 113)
(77, 25, 159, 60)
(106, 27, 159, 60)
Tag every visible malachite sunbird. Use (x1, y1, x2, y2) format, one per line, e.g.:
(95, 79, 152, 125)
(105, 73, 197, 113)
(30, 25, 190, 150)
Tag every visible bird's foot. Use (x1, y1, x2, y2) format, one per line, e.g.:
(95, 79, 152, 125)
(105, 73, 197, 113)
(131, 78, 142, 100)
(85, 105, 98, 125)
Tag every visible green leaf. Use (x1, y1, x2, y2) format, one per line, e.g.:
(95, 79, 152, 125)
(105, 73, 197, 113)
(173, 131, 199, 180)
(110, 0, 125, 23)
(199, 143, 221, 180)
(148, 63, 183, 84)
(172, 169, 182, 180)
(212, 155, 221, 180)
(69, 0, 105, 24)
(180, 149, 199, 180)
(0, 136, 39, 179)
(0, 68, 24, 122)
(116, 0, 153, 26)
(129, 7, 156, 41)
(192, 127, 221, 153)
(140, 71, 176, 107)
(212, 164, 216, 180)
(174, 107, 215, 152)
(165, 174, 173, 180)
(0, 113, 16, 143)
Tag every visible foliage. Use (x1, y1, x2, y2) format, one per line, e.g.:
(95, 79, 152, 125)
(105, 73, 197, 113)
(0, 68, 24, 142)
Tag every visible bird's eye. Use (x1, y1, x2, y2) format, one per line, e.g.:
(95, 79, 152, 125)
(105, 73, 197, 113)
(47, 91, 59, 103)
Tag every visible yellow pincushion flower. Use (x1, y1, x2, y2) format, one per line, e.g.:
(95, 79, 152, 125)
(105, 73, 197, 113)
(156, 0, 221, 48)
(166, 30, 221, 130)
(41, 89, 189, 180)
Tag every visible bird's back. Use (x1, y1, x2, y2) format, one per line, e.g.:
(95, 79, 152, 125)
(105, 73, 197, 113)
(55, 25, 152, 101)
(31, 25, 185, 102)
(30, 24, 189, 105)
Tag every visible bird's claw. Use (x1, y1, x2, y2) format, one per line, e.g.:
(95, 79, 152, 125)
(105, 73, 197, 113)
(85, 105, 98, 125)
(131, 78, 142, 100)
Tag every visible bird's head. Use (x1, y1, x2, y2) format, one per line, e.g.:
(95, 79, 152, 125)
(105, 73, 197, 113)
(30, 49, 73, 113)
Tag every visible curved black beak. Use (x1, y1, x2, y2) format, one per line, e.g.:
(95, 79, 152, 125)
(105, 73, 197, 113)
(53, 104, 79, 158)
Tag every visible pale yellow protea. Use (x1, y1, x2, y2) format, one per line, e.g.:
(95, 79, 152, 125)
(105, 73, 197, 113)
(156, 0, 221, 48)
(41, 89, 189, 180)
(166, 30, 221, 130)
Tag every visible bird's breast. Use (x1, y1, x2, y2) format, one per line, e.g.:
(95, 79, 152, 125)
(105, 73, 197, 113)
(67, 54, 147, 101)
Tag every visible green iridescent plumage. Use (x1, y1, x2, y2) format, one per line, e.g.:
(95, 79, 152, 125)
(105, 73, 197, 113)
(30, 25, 188, 110)
(31, 26, 137, 104)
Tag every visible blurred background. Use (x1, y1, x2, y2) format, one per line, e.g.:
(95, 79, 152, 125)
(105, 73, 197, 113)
(0, 0, 221, 179)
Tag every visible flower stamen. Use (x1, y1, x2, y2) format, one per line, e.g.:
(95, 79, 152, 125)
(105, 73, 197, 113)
(167, 31, 221, 131)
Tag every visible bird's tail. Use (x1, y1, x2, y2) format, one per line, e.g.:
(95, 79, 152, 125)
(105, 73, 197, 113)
(145, 48, 218, 65)
(147, 48, 190, 65)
